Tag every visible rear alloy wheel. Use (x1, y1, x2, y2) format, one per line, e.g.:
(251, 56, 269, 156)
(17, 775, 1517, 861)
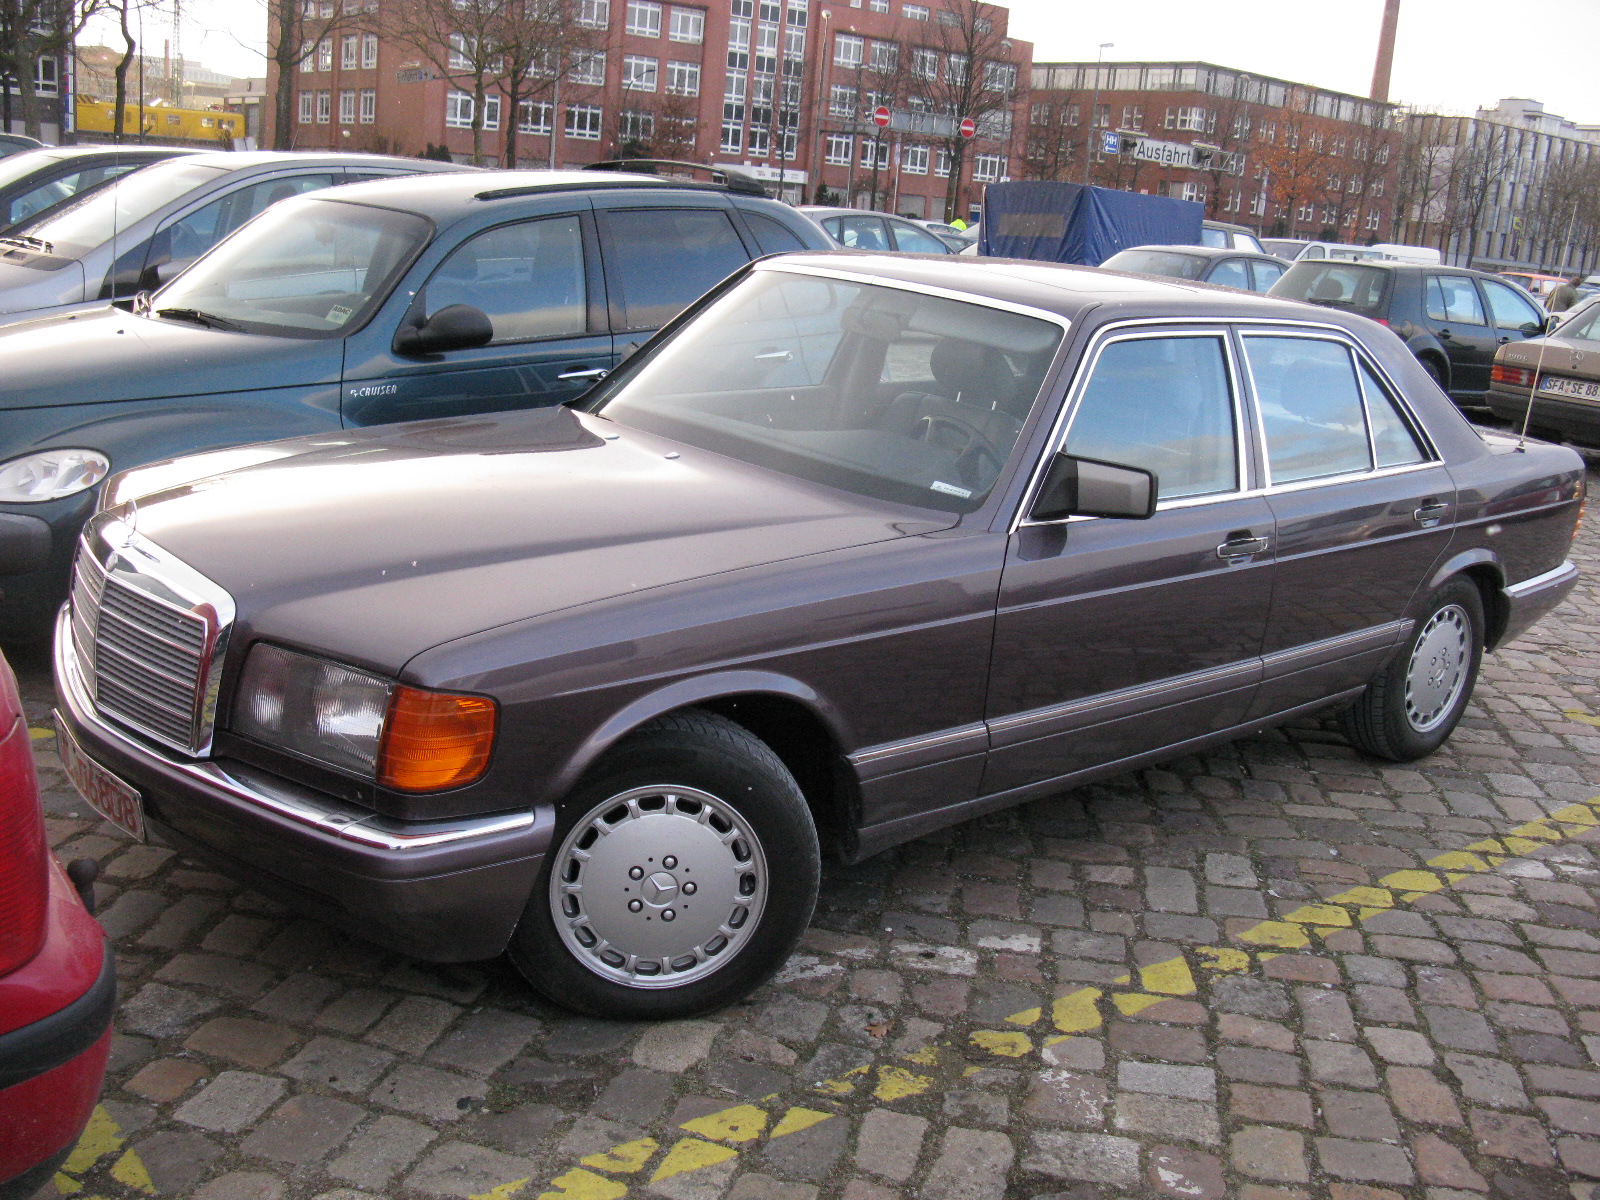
(510, 710, 819, 1019)
(1342, 579, 1483, 761)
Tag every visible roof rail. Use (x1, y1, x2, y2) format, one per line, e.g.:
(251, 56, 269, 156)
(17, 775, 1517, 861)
(584, 158, 769, 197)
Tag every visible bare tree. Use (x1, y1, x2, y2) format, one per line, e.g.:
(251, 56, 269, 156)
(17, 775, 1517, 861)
(385, 0, 510, 164)
(267, 0, 358, 150)
(493, 0, 598, 169)
(915, 0, 1018, 222)
(1019, 96, 1079, 182)
(1197, 85, 1255, 222)
(1391, 111, 1458, 248)
(104, 0, 160, 141)
(1252, 115, 1339, 238)
(0, 0, 103, 140)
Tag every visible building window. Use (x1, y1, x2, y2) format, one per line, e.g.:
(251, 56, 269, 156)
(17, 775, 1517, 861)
(902, 145, 929, 174)
(869, 40, 896, 71)
(449, 34, 473, 72)
(577, 0, 609, 26)
(30, 57, 57, 96)
(359, 88, 376, 123)
(446, 90, 500, 130)
(626, 0, 662, 36)
(620, 109, 655, 140)
(316, 90, 331, 123)
(825, 133, 853, 163)
(829, 84, 856, 117)
(566, 102, 603, 139)
(860, 139, 888, 168)
(299, 91, 314, 123)
(902, 3, 928, 16)
(748, 126, 770, 155)
(361, 33, 378, 69)
(623, 55, 658, 90)
(983, 61, 1015, 92)
(317, 40, 333, 71)
(972, 153, 1004, 182)
(1120, 104, 1143, 130)
(570, 50, 605, 85)
(720, 121, 742, 152)
(945, 53, 966, 84)
(977, 110, 1011, 139)
(911, 48, 938, 80)
(339, 35, 357, 69)
(834, 33, 863, 68)
(519, 100, 553, 133)
(339, 89, 356, 123)
(300, 40, 315, 72)
(665, 60, 701, 95)
(1173, 181, 1206, 203)
(669, 6, 704, 42)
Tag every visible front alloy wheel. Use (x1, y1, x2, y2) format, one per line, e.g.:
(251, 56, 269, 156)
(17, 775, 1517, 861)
(511, 710, 820, 1019)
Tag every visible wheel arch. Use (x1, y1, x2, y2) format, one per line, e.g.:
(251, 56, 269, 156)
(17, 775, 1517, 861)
(1427, 549, 1508, 648)
(1413, 345, 1449, 388)
(542, 671, 860, 854)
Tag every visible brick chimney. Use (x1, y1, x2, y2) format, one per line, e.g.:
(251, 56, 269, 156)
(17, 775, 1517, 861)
(1370, 0, 1402, 103)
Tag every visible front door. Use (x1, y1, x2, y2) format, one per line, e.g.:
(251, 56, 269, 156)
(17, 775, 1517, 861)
(341, 208, 615, 426)
(983, 328, 1275, 797)
(1240, 330, 1456, 717)
(1422, 272, 1497, 399)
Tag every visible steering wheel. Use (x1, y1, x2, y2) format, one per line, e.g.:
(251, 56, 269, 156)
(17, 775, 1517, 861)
(913, 412, 1004, 487)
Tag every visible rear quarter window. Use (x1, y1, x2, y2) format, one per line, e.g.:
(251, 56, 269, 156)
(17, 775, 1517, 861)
(1272, 262, 1389, 315)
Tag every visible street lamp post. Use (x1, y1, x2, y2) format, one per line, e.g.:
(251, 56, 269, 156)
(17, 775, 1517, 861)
(1081, 42, 1112, 186)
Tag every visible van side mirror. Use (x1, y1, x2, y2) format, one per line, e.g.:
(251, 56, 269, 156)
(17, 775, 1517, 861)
(1030, 452, 1157, 522)
(393, 303, 494, 356)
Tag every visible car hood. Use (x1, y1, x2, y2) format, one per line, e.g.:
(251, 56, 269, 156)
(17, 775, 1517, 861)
(0, 305, 341, 409)
(110, 407, 950, 674)
(0, 255, 85, 316)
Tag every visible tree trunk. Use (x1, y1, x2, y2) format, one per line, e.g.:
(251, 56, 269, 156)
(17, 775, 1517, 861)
(15, 65, 42, 142)
(943, 140, 966, 223)
(271, 0, 300, 150)
(113, 4, 136, 142)
(471, 80, 486, 165)
(502, 79, 520, 167)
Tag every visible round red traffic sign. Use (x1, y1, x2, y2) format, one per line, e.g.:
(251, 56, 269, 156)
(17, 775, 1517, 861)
(959, 116, 976, 139)
(873, 106, 891, 128)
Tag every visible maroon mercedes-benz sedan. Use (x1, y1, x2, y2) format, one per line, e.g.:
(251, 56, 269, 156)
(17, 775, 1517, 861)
(54, 254, 1582, 1019)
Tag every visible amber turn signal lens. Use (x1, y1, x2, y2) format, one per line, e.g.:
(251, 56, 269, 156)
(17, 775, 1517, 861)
(377, 687, 497, 793)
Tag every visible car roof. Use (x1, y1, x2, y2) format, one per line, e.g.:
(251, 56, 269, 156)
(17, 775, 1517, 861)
(799, 206, 915, 221)
(21, 144, 200, 162)
(1115, 245, 1281, 262)
(752, 251, 1333, 325)
(322, 168, 773, 221)
(161, 150, 474, 175)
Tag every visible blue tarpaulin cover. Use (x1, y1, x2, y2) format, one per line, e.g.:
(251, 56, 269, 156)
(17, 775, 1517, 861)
(978, 182, 1205, 266)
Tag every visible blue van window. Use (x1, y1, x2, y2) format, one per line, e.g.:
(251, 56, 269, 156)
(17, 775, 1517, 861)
(426, 215, 588, 343)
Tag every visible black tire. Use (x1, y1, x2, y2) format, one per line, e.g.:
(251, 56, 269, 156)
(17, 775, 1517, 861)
(1341, 579, 1484, 762)
(1420, 357, 1446, 389)
(509, 710, 820, 1019)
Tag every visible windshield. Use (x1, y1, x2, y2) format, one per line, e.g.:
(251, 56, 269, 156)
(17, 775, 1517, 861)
(1261, 239, 1309, 259)
(0, 150, 66, 192)
(18, 160, 226, 256)
(1273, 262, 1390, 314)
(590, 270, 1064, 514)
(1105, 250, 1208, 280)
(152, 198, 431, 338)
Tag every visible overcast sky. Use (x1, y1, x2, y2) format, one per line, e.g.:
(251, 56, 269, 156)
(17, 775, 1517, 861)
(86, 0, 1598, 127)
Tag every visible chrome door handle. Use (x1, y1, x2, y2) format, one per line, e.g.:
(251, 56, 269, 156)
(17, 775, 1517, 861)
(1414, 500, 1448, 526)
(557, 367, 608, 381)
(754, 350, 793, 362)
(1216, 536, 1269, 560)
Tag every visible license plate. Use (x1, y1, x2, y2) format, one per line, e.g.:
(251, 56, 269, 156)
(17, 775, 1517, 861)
(1540, 376, 1600, 400)
(54, 712, 145, 842)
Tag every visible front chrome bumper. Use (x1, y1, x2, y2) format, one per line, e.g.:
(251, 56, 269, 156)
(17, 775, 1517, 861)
(53, 607, 554, 961)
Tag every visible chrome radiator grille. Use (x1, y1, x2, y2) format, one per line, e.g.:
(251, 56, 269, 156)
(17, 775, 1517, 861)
(69, 522, 231, 756)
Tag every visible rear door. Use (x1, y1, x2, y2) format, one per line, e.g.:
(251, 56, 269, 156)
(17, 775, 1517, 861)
(1242, 329, 1455, 716)
(983, 326, 1274, 795)
(1422, 272, 1496, 397)
(341, 204, 614, 426)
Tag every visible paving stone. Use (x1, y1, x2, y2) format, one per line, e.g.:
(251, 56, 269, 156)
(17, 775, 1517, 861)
(1444, 1053, 1531, 1109)
(126, 1130, 224, 1194)
(119, 982, 225, 1037)
(1387, 1067, 1464, 1126)
(1113, 1093, 1220, 1145)
(632, 1019, 721, 1073)
(1316, 1137, 1416, 1185)
(173, 1071, 286, 1133)
(240, 1094, 366, 1164)
(1023, 1131, 1141, 1185)
(370, 1065, 487, 1123)
(854, 1109, 929, 1183)
(1230, 1085, 1315, 1129)
(1107, 1023, 1207, 1063)
(1024, 1070, 1108, 1126)
(1320, 1090, 1401, 1143)
(1363, 1027, 1434, 1065)
(1116, 1061, 1215, 1102)
(1410, 1133, 1488, 1190)
(281, 1036, 395, 1094)
(592, 1068, 673, 1124)
(760, 1105, 849, 1182)
(1146, 1145, 1227, 1199)
(404, 1140, 537, 1198)
(191, 1171, 284, 1200)
(1538, 1095, 1600, 1135)
(1423, 1006, 1499, 1053)
(184, 1017, 297, 1070)
(727, 1174, 819, 1200)
(125, 1057, 208, 1103)
(1469, 1108, 1556, 1166)
(366, 995, 461, 1055)
(1230, 1126, 1310, 1183)
(327, 1115, 439, 1187)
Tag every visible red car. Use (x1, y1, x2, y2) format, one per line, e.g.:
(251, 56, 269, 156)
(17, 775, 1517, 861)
(0, 651, 113, 1199)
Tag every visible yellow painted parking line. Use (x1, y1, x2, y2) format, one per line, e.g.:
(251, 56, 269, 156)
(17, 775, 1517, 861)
(29, 725, 55, 740)
(54, 1105, 153, 1196)
(1563, 707, 1600, 727)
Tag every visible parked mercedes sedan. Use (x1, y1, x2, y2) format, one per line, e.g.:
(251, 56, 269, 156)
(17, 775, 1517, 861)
(1487, 293, 1600, 444)
(55, 255, 1582, 1019)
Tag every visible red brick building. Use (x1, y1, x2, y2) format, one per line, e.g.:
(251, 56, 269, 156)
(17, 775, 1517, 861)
(268, 0, 1029, 222)
(1025, 61, 1401, 242)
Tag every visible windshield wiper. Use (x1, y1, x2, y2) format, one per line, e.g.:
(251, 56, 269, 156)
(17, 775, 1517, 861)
(155, 307, 246, 332)
(0, 233, 53, 254)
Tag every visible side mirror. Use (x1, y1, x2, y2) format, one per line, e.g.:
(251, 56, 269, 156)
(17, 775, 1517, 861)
(1030, 452, 1157, 522)
(393, 303, 494, 356)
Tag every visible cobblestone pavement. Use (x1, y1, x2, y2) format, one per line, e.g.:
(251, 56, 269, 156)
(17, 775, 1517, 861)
(14, 463, 1600, 1200)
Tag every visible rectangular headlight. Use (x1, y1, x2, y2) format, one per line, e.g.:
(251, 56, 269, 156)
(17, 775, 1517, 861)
(231, 643, 496, 792)
(233, 643, 394, 778)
